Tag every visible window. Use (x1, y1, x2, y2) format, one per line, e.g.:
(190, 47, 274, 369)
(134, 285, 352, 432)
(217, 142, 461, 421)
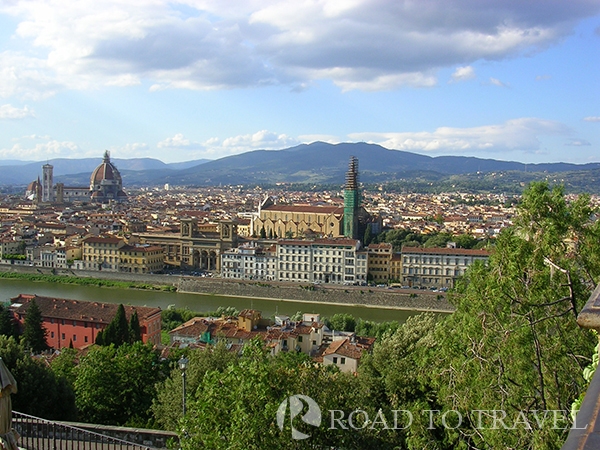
(298, 336, 303, 342)
(73, 335, 77, 342)
(51, 332, 54, 338)
(84, 336, 88, 343)
(341, 357, 346, 365)
(61, 333, 65, 340)
(333, 357, 338, 364)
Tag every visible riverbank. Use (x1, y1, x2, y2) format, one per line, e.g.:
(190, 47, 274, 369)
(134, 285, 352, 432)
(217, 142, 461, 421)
(0, 264, 455, 313)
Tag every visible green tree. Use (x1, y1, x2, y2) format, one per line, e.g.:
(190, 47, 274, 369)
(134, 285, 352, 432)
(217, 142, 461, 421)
(96, 304, 130, 347)
(260, 226, 267, 239)
(420, 182, 600, 449)
(21, 299, 49, 353)
(326, 313, 356, 332)
(363, 223, 373, 246)
(0, 304, 16, 338)
(0, 335, 77, 421)
(75, 342, 162, 426)
(129, 310, 141, 343)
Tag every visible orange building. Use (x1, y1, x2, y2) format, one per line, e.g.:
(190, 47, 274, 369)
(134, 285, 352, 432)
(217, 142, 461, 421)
(10, 294, 162, 349)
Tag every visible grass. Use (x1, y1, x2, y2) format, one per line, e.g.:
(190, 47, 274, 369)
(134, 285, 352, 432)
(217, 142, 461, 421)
(0, 271, 177, 292)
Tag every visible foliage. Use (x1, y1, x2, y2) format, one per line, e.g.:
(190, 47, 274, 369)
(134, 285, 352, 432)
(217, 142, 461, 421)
(325, 313, 356, 332)
(0, 304, 17, 338)
(0, 271, 175, 291)
(129, 310, 142, 343)
(95, 304, 130, 347)
(21, 299, 49, 353)
(0, 335, 77, 421)
(419, 182, 600, 449)
(74, 342, 164, 426)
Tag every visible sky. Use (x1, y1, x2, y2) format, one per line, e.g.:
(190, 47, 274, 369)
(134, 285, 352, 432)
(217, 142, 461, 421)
(0, 0, 599, 165)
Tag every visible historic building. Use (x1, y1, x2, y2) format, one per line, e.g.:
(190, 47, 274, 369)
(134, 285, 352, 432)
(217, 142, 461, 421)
(134, 218, 238, 272)
(251, 157, 380, 240)
(90, 151, 128, 203)
(400, 246, 490, 288)
(10, 294, 162, 349)
(25, 151, 127, 204)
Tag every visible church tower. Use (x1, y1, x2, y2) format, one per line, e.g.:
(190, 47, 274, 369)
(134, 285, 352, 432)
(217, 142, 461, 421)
(42, 163, 53, 203)
(343, 156, 360, 239)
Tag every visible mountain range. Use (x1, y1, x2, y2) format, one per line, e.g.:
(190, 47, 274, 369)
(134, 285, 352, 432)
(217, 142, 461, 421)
(1, 142, 599, 193)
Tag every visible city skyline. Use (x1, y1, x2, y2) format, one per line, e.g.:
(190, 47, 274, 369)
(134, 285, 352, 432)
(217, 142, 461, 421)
(0, 1, 599, 165)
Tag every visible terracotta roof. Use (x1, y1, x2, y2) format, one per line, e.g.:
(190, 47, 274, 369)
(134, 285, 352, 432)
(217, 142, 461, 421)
(262, 204, 343, 214)
(10, 294, 161, 324)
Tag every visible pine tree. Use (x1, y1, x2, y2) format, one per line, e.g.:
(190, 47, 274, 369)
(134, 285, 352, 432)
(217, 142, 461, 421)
(260, 226, 266, 239)
(22, 299, 49, 353)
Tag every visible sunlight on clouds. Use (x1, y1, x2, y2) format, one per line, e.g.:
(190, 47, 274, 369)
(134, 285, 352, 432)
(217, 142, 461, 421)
(0, 104, 35, 119)
(583, 116, 600, 122)
(349, 118, 570, 155)
(450, 66, 475, 83)
(0, 139, 81, 159)
(1, 0, 597, 94)
(158, 133, 191, 148)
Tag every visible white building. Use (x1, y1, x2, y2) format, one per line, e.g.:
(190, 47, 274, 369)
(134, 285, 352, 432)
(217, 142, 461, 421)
(221, 243, 277, 280)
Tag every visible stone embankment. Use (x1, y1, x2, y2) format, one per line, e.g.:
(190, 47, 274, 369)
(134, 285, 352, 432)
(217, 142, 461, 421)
(0, 264, 455, 313)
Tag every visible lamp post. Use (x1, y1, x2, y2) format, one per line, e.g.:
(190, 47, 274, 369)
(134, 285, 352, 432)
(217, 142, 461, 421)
(178, 356, 189, 416)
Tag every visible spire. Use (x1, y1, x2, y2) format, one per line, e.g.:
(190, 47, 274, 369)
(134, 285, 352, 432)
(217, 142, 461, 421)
(345, 156, 358, 190)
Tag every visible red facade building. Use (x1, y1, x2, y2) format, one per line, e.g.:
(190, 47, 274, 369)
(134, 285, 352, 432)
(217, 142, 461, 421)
(10, 294, 162, 349)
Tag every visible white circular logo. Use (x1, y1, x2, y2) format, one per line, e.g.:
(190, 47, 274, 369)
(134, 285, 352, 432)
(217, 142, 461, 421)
(277, 395, 322, 440)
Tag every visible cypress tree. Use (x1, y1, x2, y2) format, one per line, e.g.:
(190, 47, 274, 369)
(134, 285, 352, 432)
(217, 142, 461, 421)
(0, 305, 15, 337)
(22, 299, 49, 353)
(129, 310, 142, 343)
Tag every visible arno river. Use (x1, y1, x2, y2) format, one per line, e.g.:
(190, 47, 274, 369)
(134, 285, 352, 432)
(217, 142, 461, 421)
(0, 278, 434, 323)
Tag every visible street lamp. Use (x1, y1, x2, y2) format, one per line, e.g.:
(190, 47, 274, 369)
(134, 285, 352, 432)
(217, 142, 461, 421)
(178, 356, 189, 416)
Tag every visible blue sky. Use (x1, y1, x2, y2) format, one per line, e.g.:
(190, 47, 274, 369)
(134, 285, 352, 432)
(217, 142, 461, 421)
(0, 0, 599, 164)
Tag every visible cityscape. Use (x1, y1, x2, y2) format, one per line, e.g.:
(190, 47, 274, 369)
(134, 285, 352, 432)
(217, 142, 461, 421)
(0, 0, 599, 448)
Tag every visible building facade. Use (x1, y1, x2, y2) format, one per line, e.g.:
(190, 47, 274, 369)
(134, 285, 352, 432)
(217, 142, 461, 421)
(10, 294, 162, 349)
(400, 246, 490, 288)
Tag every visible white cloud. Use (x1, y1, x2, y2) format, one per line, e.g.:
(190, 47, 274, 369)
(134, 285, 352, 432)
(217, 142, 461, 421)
(489, 77, 509, 88)
(0, 0, 597, 95)
(565, 139, 591, 146)
(450, 66, 475, 83)
(349, 118, 571, 155)
(157, 133, 192, 149)
(0, 139, 82, 159)
(0, 104, 35, 119)
(583, 116, 600, 122)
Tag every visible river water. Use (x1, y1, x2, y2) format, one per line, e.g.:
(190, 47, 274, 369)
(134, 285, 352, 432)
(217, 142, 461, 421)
(0, 278, 433, 323)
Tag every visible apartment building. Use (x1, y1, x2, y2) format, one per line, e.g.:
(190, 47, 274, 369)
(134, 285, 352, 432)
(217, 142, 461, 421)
(221, 243, 277, 280)
(400, 246, 490, 288)
(367, 243, 393, 283)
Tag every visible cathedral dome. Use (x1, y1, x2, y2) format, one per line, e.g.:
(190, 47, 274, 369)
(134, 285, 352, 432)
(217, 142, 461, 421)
(89, 151, 127, 203)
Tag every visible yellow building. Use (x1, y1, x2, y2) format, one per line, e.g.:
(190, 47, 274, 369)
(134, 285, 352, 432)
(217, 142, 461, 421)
(134, 217, 237, 272)
(253, 197, 344, 239)
(119, 244, 164, 274)
(80, 236, 124, 271)
(389, 253, 403, 282)
(367, 243, 393, 284)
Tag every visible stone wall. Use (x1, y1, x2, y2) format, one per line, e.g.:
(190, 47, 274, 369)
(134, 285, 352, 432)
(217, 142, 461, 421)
(177, 278, 454, 312)
(0, 264, 454, 312)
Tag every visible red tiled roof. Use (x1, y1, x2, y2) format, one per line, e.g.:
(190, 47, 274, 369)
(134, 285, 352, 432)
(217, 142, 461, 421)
(11, 294, 160, 324)
(262, 204, 343, 214)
